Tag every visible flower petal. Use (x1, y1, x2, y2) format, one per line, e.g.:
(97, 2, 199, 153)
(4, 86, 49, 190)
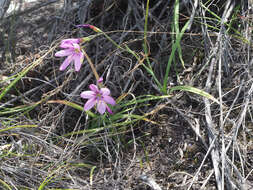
(84, 98, 96, 111)
(60, 39, 80, 48)
(81, 91, 96, 99)
(59, 55, 73, 71)
(89, 84, 99, 93)
(97, 100, 106, 114)
(73, 53, 83, 71)
(100, 88, 110, 96)
(62, 38, 80, 43)
(97, 77, 103, 84)
(55, 49, 73, 57)
(103, 95, 116, 105)
(73, 55, 81, 71)
(80, 52, 84, 61)
(106, 105, 113, 114)
(60, 43, 74, 49)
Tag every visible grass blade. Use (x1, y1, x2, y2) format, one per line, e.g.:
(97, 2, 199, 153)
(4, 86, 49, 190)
(47, 100, 96, 117)
(169, 85, 220, 104)
(0, 125, 37, 133)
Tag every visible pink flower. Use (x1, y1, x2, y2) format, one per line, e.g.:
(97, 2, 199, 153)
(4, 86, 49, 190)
(60, 38, 81, 48)
(97, 77, 103, 84)
(55, 39, 84, 71)
(81, 84, 116, 114)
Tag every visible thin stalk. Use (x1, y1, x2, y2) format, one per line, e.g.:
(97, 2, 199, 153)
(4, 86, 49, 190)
(143, 0, 162, 90)
(82, 24, 162, 89)
(82, 49, 100, 81)
(162, 19, 190, 93)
